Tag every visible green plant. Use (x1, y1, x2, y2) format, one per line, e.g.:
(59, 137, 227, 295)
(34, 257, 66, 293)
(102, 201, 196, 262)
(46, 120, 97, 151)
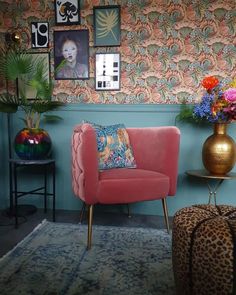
(0, 46, 65, 128)
(175, 100, 206, 124)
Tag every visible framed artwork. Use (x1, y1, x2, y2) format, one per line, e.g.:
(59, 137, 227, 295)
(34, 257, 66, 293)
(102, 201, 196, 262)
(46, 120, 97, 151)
(54, 29, 89, 80)
(95, 53, 120, 91)
(31, 22, 49, 48)
(93, 5, 121, 47)
(17, 52, 50, 99)
(54, 0, 80, 25)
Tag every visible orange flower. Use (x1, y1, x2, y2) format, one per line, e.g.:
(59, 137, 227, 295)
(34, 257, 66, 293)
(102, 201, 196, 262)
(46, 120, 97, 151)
(211, 99, 228, 117)
(201, 76, 219, 90)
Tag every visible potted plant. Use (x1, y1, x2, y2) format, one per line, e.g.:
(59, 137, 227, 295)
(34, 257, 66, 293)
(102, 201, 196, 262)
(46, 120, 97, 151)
(0, 46, 65, 160)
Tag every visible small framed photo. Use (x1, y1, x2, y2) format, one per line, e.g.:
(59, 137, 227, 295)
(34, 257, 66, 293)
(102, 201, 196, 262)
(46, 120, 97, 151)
(93, 5, 121, 47)
(95, 53, 120, 91)
(31, 22, 49, 48)
(54, 29, 89, 80)
(54, 0, 80, 25)
(17, 52, 50, 99)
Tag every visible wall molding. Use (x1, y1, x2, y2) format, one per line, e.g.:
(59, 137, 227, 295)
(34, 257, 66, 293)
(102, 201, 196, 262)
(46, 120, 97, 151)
(61, 103, 183, 113)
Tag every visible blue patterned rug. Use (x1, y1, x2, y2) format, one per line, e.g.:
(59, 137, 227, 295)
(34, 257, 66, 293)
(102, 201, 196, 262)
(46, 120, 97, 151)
(0, 220, 175, 294)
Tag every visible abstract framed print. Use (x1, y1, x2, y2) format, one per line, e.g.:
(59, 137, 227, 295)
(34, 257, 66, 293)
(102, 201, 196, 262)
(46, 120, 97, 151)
(17, 52, 50, 99)
(31, 22, 49, 48)
(95, 53, 120, 91)
(54, 0, 80, 25)
(93, 5, 121, 47)
(54, 29, 89, 80)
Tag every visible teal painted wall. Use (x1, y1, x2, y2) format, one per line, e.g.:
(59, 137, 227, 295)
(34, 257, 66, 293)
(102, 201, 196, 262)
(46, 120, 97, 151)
(1, 105, 236, 216)
(0, 1, 235, 217)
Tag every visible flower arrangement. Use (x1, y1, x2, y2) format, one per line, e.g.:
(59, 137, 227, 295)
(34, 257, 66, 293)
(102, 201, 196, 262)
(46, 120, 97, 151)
(193, 76, 236, 123)
(176, 76, 236, 124)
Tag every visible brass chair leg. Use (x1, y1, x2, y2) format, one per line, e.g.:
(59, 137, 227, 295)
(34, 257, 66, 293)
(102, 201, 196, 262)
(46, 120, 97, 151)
(79, 202, 86, 224)
(87, 205, 94, 250)
(127, 204, 131, 218)
(162, 198, 170, 234)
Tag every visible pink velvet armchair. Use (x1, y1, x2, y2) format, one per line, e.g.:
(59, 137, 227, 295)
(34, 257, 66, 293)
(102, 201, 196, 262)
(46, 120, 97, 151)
(72, 123, 180, 249)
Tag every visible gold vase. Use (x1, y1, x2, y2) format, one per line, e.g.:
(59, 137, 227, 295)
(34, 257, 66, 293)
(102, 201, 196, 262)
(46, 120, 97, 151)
(202, 123, 236, 175)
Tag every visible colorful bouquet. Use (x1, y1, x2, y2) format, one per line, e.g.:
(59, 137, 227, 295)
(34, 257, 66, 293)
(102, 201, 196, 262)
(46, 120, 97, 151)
(193, 76, 236, 123)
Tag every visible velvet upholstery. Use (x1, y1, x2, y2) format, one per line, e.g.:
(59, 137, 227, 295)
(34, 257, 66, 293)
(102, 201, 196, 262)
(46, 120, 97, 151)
(72, 123, 180, 205)
(71, 123, 180, 248)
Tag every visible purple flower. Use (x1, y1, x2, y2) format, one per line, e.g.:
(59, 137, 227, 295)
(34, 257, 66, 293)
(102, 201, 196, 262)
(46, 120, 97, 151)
(224, 88, 236, 102)
(189, 77, 236, 123)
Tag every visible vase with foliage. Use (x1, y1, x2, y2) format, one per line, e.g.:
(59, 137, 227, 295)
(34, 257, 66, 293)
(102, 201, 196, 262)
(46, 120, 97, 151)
(176, 76, 236, 175)
(0, 47, 65, 160)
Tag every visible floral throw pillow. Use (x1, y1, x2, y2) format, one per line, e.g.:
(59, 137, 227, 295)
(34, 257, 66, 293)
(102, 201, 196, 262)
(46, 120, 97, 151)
(86, 122, 136, 170)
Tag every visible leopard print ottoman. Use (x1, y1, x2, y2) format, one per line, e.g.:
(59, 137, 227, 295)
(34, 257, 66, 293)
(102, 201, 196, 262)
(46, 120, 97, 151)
(172, 204, 236, 295)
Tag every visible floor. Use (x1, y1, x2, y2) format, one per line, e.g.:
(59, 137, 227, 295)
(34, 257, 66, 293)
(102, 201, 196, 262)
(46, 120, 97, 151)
(0, 205, 172, 258)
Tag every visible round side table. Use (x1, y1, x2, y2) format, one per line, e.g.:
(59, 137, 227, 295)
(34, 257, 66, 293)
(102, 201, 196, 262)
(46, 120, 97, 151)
(186, 169, 236, 205)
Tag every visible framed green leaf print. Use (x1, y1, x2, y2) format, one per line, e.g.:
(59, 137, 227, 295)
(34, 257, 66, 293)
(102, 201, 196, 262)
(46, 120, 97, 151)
(93, 5, 121, 47)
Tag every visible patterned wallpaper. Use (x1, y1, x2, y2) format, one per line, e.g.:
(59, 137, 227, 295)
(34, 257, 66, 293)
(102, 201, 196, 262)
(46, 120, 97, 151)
(0, 0, 235, 104)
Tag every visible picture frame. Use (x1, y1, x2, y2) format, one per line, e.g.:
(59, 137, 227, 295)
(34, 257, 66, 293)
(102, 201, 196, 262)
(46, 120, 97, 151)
(31, 22, 49, 48)
(93, 5, 121, 47)
(17, 52, 50, 99)
(54, 29, 89, 80)
(54, 0, 80, 26)
(95, 53, 121, 91)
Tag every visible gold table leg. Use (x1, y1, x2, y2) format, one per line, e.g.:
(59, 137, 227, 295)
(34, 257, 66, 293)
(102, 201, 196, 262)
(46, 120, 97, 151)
(206, 179, 224, 205)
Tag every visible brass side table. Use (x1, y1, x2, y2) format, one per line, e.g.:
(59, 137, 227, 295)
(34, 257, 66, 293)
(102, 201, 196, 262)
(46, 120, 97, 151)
(186, 169, 236, 205)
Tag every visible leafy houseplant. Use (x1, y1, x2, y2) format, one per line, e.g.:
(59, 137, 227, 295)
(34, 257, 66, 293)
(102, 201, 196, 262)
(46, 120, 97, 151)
(0, 46, 65, 159)
(0, 47, 64, 127)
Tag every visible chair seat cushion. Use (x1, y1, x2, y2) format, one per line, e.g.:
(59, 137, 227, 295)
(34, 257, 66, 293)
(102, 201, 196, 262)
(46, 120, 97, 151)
(97, 168, 169, 203)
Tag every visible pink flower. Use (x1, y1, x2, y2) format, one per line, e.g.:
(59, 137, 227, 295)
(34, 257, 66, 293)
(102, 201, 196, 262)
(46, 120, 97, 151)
(223, 105, 236, 121)
(224, 88, 236, 102)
